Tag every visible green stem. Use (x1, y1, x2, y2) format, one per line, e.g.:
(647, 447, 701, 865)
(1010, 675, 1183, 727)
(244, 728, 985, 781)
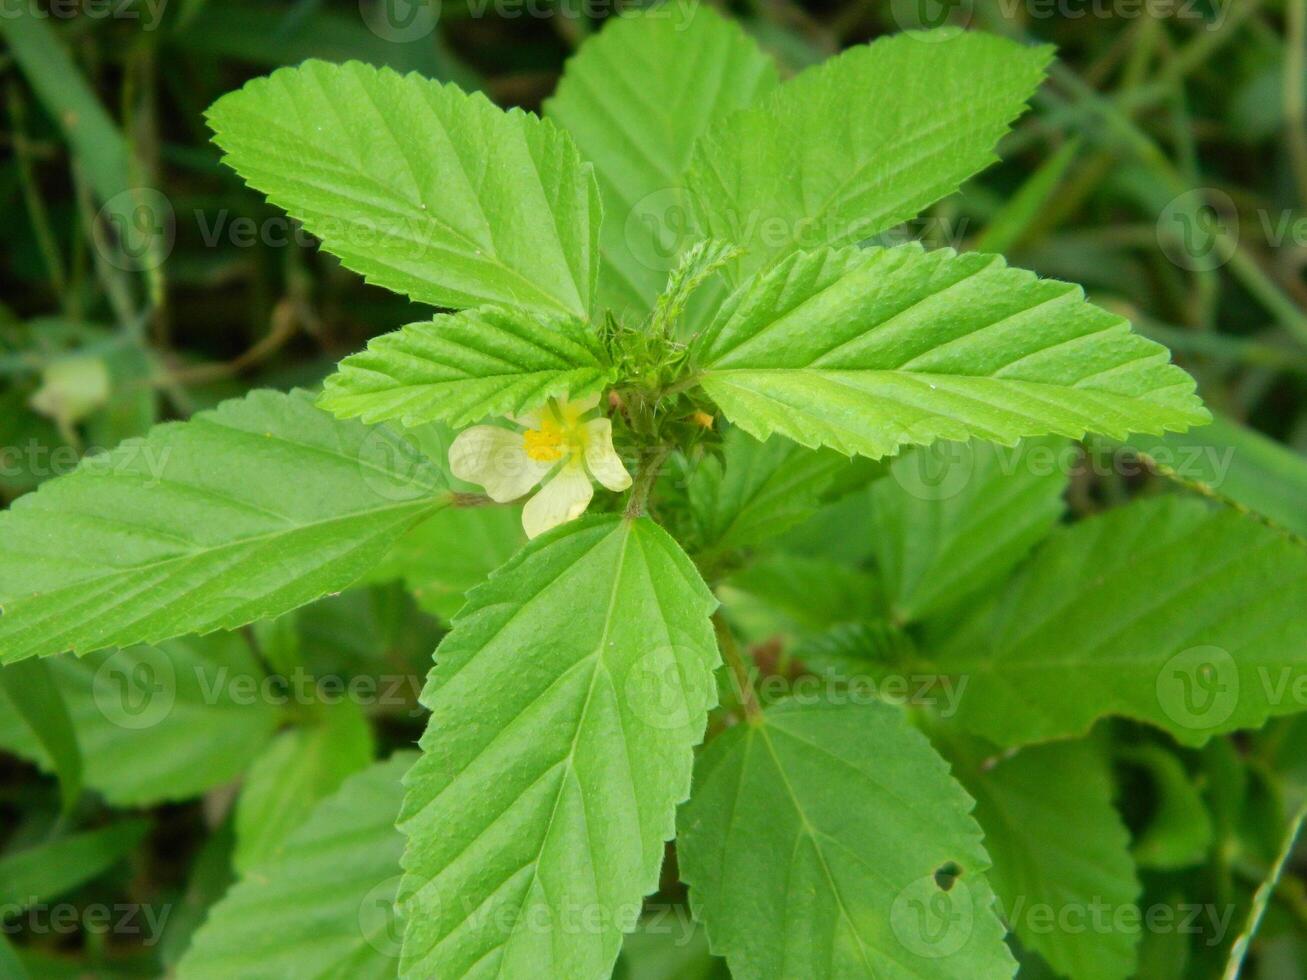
(1223, 802, 1307, 979)
(624, 444, 670, 519)
(713, 612, 761, 721)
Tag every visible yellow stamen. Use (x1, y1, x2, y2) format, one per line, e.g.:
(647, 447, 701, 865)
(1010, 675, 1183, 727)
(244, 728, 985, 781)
(523, 419, 565, 462)
(692, 410, 715, 429)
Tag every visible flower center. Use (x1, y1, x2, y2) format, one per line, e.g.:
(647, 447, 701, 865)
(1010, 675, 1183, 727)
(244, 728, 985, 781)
(523, 420, 566, 463)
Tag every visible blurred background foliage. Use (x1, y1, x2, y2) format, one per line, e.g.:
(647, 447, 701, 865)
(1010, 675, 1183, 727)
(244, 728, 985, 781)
(1, 0, 1306, 977)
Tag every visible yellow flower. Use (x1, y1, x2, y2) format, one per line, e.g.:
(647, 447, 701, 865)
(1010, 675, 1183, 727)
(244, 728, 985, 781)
(449, 394, 633, 538)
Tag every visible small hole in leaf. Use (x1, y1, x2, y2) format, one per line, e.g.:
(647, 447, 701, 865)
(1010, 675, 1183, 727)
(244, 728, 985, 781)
(933, 862, 962, 891)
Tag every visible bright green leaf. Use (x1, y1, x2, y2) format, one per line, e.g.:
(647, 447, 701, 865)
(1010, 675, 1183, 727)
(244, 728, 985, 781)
(936, 496, 1307, 746)
(207, 60, 600, 317)
(679, 699, 1015, 979)
(319, 306, 613, 428)
(397, 516, 719, 979)
(546, 3, 776, 316)
(233, 700, 375, 873)
(691, 245, 1209, 458)
(177, 752, 415, 980)
(0, 633, 280, 806)
(869, 437, 1070, 623)
(0, 389, 450, 662)
(954, 738, 1141, 980)
(687, 30, 1050, 279)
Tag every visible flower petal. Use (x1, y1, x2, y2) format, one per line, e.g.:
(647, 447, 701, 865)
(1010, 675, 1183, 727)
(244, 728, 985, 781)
(560, 392, 601, 425)
(508, 408, 543, 429)
(522, 462, 594, 538)
(449, 425, 548, 502)
(582, 418, 633, 492)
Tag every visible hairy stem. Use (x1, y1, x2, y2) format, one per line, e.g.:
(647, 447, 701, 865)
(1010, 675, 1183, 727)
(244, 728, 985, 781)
(624, 444, 670, 519)
(713, 612, 761, 721)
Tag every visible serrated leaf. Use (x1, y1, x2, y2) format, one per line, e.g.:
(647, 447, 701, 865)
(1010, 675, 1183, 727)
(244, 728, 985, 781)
(365, 504, 526, 621)
(207, 60, 600, 317)
(691, 245, 1208, 458)
(546, 3, 776, 317)
(177, 752, 415, 980)
(0, 389, 450, 662)
(0, 633, 280, 806)
(935, 496, 1307, 746)
(687, 30, 1050, 280)
(319, 306, 613, 427)
(650, 238, 740, 337)
(869, 437, 1070, 623)
(233, 700, 375, 873)
(679, 699, 1015, 979)
(397, 516, 719, 979)
(953, 738, 1141, 980)
(687, 427, 848, 558)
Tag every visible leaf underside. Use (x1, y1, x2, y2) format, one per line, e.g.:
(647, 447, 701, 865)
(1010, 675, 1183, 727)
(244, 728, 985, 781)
(693, 245, 1208, 459)
(319, 306, 613, 428)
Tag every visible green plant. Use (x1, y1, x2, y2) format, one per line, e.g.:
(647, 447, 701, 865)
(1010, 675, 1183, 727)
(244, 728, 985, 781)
(2, 6, 1305, 980)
